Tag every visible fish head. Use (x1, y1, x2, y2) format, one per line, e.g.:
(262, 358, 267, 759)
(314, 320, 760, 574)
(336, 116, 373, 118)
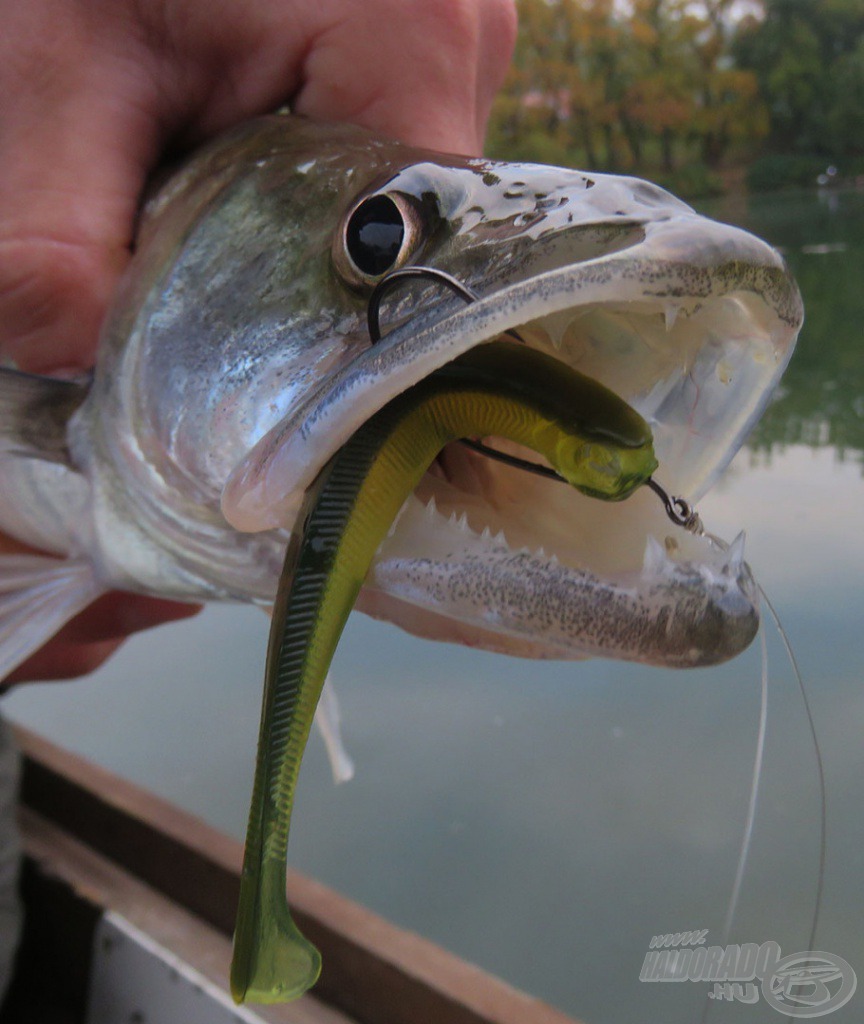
(99, 113, 802, 667)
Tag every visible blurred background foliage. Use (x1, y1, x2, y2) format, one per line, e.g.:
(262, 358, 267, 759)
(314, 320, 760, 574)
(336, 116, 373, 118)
(486, 0, 864, 197)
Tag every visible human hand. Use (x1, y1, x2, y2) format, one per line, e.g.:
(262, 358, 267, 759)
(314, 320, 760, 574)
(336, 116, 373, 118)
(0, 532, 201, 684)
(0, 0, 517, 681)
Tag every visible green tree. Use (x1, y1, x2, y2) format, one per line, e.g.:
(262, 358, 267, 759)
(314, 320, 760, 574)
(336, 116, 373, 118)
(735, 0, 864, 157)
(683, 1, 767, 166)
(829, 36, 864, 155)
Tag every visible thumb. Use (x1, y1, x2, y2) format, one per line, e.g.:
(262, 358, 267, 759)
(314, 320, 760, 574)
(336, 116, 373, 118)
(292, 0, 516, 156)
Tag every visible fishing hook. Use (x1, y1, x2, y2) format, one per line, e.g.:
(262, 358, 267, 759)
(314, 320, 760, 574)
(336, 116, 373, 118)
(645, 478, 703, 534)
(367, 265, 701, 533)
(367, 267, 482, 342)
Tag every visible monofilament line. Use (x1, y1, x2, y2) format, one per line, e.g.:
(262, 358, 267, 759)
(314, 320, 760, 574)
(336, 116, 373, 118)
(759, 584, 827, 957)
(700, 620, 769, 1024)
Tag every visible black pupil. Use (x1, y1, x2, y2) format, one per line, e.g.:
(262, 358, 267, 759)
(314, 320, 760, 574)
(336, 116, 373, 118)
(346, 195, 405, 276)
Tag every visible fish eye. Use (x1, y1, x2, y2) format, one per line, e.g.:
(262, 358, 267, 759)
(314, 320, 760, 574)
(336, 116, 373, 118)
(334, 192, 422, 288)
(346, 196, 403, 275)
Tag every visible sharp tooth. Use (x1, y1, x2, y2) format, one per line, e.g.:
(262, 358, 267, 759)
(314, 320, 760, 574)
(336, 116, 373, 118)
(725, 531, 746, 573)
(664, 304, 679, 332)
(425, 495, 438, 519)
(545, 318, 566, 350)
(481, 526, 492, 542)
(457, 512, 469, 532)
(387, 503, 408, 538)
(642, 534, 668, 575)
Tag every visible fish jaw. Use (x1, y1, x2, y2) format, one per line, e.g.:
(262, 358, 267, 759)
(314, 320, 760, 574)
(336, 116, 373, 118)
(223, 214, 800, 532)
(218, 261, 793, 667)
(216, 183, 797, 667)
(356, 488, 759, 668)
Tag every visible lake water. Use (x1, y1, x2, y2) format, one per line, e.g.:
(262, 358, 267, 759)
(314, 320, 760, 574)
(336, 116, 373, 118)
(6, 187, 864, 1024)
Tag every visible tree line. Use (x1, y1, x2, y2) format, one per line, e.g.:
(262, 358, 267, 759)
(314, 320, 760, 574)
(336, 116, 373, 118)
(486, 0, 864, 194)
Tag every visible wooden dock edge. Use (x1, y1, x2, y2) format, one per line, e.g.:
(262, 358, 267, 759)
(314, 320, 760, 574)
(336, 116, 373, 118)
(12, 726, 582, 1024)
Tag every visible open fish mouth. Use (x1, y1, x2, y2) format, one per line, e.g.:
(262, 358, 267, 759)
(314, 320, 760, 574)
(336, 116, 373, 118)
(222, 210, 801, 668)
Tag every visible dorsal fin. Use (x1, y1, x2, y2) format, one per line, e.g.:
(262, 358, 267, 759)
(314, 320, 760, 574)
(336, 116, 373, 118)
(0, 368, 89, 466)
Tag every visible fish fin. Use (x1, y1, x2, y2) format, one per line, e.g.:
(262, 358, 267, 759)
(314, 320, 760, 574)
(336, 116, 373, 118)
(313, 672, 355, 783)
(0, 553, 105, 680)
(0, 368, 88, 466)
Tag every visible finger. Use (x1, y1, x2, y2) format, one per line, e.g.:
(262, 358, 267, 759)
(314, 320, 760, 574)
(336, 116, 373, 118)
(291, 0, 517, 155)
(4, 594, 201, 684)
(5, 638, 125, 684)
(473, 0, 518, 147)
(52, 593, 203, 645)
(0, 532, 38, 557)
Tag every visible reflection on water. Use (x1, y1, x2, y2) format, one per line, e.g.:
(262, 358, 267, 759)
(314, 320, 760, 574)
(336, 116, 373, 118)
(5, 189, 864, 1024)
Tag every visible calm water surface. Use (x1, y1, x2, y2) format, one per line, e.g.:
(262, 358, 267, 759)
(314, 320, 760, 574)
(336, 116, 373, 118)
(7, 188, 864, 1024)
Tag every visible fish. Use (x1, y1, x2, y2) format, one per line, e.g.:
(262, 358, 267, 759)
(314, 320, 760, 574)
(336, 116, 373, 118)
(0, 111, 802, 1000)
(231, 339, 660, 1002)
(0, 111, 801, 682)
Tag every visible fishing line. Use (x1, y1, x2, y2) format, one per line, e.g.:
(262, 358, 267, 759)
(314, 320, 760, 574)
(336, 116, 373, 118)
(759, 583, 827, 957)
(368, 267, 560, 474)
(721, 621, 770, 945)
(368, 266, 826, 1017)
(699, 580, 826, 1024)
(699, 615, 769, 1024)
(367, 267, 696, 529)
(759, 587, 827, 1024)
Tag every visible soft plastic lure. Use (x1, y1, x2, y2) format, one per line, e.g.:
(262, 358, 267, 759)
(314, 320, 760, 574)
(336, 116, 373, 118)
(230, 340, 657, 1003)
